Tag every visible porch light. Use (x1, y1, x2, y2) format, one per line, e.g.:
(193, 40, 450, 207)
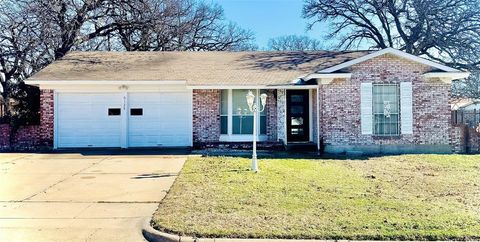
(260, 93, 267, 107)
(246, 90, 267, 173)
(246, 91, 255, 110)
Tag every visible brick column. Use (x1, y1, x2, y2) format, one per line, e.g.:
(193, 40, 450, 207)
(39, 89, 54, 147)
(266, 89, 277, 141)
(276, 89, 286, 144)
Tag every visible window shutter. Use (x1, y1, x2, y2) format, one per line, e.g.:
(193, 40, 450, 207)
(360, 82, 373, 135)
(400, 82, 413, 134)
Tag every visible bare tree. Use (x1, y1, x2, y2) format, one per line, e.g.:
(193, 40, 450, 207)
(110, 0, 256, 51)
(0, 0, 256, 126)
(19, 0, 149, 58)
(267, 35, 326, 51)
(303, 0, 480, 70)
(0, 1, 49, 124)
(453, 69, 480, 98)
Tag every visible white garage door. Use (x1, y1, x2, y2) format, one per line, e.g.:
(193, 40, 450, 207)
(128, 92, 191, 147)
(57, 93, 122, 148)
(56, 91, 192, 148)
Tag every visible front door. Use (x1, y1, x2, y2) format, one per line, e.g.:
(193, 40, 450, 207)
(287, 90, 310, 142)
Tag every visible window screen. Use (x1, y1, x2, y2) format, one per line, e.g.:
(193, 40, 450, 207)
(373, 84, 400, 136)
(220, 90, 228, 134)
(220, 89, 267, 135)
(231, 89, 267, 135)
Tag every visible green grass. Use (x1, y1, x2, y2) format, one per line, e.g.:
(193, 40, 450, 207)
(153, 155, 480, 240)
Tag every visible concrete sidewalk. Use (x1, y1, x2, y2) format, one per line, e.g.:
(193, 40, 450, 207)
(0, 153, 186, 242)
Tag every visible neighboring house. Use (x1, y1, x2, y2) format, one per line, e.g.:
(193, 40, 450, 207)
(452, 99, 480, 128)
(452, 99, 480, 111)
(24, 48, 469, 154)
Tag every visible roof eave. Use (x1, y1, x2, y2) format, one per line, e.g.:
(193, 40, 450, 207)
(25, 80, 187, 85)
(422, 72, 471, 83)
(316, 48, 461, 73)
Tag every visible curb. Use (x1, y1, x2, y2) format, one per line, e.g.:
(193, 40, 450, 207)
(141, 220, 471, 242)
(142, 217, 198, 242)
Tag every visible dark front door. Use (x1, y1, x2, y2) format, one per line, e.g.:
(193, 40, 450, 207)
(287, 90, 310, 142)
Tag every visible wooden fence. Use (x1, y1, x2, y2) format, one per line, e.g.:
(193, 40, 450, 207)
(452, 110, 480, 128)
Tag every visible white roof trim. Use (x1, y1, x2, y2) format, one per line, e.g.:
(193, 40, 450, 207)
(25, 80, 187, 85)
(303, 73, 352, 85)
(186, 85, 318, 90)
(422, 71, 470, 84)
(318, 48, 460, 73)
(304, 73, 352, 80)
(422, 72, 470, 79)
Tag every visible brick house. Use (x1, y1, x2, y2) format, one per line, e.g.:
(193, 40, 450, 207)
(22, 48, 469, 154)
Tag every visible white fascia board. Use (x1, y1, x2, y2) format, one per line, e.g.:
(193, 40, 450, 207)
(318, 48, 460, 73)
(24, 80, 187, 85)
(303, 73, 352, 85)
(304, 73, 352, 79)
(186, 85, 319, 90)
(422, 72, 471, 84)
(422, 72, 470, 79)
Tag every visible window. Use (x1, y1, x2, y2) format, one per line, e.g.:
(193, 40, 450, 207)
(130, 108, 143, 116)
(220, 89, 267, 136)
(373, 84, 400, 136)
(108, 108, 121, 116)
(220, 90, 228, 134)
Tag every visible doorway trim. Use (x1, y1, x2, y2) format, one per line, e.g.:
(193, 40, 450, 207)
(286, 89, 312, 143)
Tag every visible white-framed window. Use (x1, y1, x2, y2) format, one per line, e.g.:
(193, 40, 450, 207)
(220, 89, 267, 140)
(373, 84, 400, 136)
(220, 90, 229, 134)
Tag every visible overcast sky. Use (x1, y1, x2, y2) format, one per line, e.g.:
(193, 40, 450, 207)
(212, 0, 330, 49)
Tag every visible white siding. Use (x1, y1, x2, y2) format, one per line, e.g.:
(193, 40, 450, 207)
(400, 82, 413, 134)
(360, 83, 373, 135)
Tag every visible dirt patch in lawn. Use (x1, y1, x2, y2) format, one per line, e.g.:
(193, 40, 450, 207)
(153, 155, 480, 240)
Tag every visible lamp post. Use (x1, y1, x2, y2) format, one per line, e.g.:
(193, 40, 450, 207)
(246, 90, 267, 173)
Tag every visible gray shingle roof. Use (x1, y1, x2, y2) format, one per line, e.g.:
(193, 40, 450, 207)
(29, 51, 372, 86)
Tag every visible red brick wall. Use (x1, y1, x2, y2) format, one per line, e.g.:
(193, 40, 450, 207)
(0, 89, 54, 151)
(319, 54, 452, 153)
(0, 124, 43, 151)
(0, 124, 9, 149)
(451, 125, 467, 153)
(450, 125, 480, 154)
(192, 89, 221, 143)
(14, 125, 42, 150)
(465, 127, 480, 153)
(265, 89, 277, 141)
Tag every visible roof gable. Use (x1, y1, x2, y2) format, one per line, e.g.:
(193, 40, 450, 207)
(317, 48, 460, 73)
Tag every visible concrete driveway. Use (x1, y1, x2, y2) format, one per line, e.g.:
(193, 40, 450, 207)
(0, 152, 187, 242)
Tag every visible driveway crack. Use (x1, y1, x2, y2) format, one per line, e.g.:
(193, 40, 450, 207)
(22, 156, 112, 202)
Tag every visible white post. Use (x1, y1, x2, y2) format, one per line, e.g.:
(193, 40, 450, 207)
(246, 90, 266, 173)
(251, 105, 258, 172)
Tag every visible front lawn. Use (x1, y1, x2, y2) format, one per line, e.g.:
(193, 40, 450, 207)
(153, 155, 480, 240)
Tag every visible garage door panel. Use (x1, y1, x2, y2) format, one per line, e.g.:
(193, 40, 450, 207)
(57, 92, 191, 148)
(57, 93, 122, 148)
(127, 92, 191, 147)
(59, 110, 91, 118)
